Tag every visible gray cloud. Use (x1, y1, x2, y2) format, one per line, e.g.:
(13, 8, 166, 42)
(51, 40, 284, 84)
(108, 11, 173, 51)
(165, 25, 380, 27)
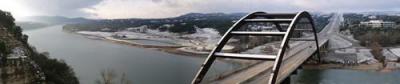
(82, 0, 400, 19)
(16, 0, 102, 17)
(2, 0, 400, 19)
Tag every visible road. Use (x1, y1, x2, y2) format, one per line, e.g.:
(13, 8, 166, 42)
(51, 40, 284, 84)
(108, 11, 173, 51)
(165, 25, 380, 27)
(209, 13, 343, 84)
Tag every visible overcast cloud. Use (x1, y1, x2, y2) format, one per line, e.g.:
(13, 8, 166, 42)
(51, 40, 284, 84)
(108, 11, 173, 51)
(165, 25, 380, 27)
(0, 0, 399, 19)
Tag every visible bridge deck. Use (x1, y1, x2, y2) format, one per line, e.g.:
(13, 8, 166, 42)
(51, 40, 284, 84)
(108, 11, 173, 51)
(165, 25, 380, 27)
(200, 12, 340, 84)
(209, 37, 328, 84)
(248, 40, 327, 84)
(210, 39, 327, 84)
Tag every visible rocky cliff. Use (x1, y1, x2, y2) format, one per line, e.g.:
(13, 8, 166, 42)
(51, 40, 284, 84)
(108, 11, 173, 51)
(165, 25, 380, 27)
(0, 10, 78, 84)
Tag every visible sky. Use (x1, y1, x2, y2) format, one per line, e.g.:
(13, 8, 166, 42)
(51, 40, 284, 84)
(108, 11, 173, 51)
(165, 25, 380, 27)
(0, 0, 399, 20)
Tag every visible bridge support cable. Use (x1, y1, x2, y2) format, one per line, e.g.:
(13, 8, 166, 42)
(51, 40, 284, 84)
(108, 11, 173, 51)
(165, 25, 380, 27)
(191, 11, 320, 84)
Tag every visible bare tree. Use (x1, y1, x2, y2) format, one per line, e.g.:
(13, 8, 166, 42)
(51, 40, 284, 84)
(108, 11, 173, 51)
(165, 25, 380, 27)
(97, 69, 117, 84)
(120, 73, 131, 84)
(369, 36, 386, 66)
(96, 69, 131, 84)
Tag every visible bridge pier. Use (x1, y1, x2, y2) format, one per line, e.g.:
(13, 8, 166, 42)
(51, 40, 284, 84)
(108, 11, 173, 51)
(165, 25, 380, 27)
(318, 41, 329, 63)
(282, 67, 303, 84)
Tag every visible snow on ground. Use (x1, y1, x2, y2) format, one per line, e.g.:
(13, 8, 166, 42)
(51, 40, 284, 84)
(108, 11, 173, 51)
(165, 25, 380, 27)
(334, 48, 356, 53)
(146, 29, 176, 36)
(329, 35, 352, 49)
(240, 42, 279, 55)
(386, 48, 400, 61)
(114, 31, 153, 39)
(324, 48, 357, 64)
(184, 28, 221, 45)
(76, 28, 227, 52)
(8, 46, 28, 59)
(179, 28, 223, 50)
(323, 48, 378, 64)
(345, 35, 360, 43)
(357, 49, 378, 64)
(323, 52, 355, 64)
(77, 31, 113, 37)
(389, 48, 400, 58)
(289, 41, 306, 48)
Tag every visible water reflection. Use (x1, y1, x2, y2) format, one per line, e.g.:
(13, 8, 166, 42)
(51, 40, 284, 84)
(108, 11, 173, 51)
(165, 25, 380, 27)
(293, 69, 322, 84)
(294, 69, 400, 84)
(23, 25, 239, 84)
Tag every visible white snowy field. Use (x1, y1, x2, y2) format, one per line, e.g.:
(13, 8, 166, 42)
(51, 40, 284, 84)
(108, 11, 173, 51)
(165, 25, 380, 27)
(240, 42, 280, 55)
(388, 48, 400, 61)
(76, 28, 227, 52)
(328, 35, 352, 49)
(389, 48, 400, 57)
(357, 49, 378, 64)
(383, 49, 398, 61)
(323, 48, 378, 64)
(77, 31, 113, 37)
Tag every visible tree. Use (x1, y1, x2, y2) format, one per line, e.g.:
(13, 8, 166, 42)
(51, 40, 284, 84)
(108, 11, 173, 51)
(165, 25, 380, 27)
(369, 37, 385, 66)
(96, 69, 131, 84)
(0, 10, 15, 28)
(0, 9, 79, 84)
(0, 41, 7, 54)
(0, 41, 7, 84)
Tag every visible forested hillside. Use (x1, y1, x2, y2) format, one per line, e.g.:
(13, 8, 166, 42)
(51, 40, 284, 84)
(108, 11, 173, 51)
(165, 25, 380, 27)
(0, 10, 79, 84)
(64, 12, 331, 34)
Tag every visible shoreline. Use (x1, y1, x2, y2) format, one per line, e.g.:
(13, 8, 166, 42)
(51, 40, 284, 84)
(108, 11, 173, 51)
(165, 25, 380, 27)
(66, 30, 400, 72)
(66, 30, 218, 57)
(66, 30, 219, 55)
(104, 37, 184, 48)
(70, 30, 400, 66)
(302, 63, 384, 70)
(64, 29, 400, 84)
(302, 62, 400, 73)
(66, 30, 266, 79)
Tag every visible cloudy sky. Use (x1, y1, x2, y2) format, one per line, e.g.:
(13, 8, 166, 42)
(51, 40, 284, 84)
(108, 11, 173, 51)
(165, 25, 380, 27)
(0, 0, 399, 19)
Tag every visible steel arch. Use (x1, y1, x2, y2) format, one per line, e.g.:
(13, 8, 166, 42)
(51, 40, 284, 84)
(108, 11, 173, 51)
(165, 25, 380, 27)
(191, 11, 320, 84)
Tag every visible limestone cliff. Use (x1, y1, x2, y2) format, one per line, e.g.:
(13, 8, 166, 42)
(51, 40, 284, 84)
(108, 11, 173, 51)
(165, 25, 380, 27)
(0, 10, 78, 84)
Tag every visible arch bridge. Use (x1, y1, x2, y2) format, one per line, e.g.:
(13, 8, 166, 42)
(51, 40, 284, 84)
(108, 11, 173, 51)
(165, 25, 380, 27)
(192, 11, 333, 84)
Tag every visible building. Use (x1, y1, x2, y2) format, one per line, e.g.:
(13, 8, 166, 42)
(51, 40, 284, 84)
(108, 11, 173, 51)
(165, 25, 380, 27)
(360, 20, 396, 28)
(368, 15, 377, 19)
(127, 25, 148, 33)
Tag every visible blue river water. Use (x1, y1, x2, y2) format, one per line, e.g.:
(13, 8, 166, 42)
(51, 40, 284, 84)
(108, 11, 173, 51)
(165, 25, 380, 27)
(294, 69, 400, 84)
(23, 25, 400, 84)
(24, 25, 239, 84)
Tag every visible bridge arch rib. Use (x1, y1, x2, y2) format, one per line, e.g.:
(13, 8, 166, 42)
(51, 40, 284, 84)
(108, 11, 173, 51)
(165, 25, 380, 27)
(192, 11, 320, 84)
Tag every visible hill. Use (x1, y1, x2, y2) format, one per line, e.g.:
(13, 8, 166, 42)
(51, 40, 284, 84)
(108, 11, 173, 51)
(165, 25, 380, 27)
(0, 10, 79, 83)
(63, 12, 331, 34)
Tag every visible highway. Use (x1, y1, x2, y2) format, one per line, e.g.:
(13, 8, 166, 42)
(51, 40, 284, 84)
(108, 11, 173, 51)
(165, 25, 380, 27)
(209, 13, 343, 84)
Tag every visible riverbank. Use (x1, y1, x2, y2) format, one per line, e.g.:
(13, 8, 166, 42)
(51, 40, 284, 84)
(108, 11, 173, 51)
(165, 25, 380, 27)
(65, 26, 400, 83)
(27, 25, 243, 84)
(75, 32, 212, 56)
(302, 63, 384, 70)
(65, 28, 238, 56)
(303, 61, 400, 73)
(63, 29, 258, 74)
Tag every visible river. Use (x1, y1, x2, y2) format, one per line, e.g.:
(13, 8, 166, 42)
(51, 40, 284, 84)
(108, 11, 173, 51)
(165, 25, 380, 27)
(294, 69, 400, 84)
(23, 25, 400, 84)
(23, 25, 239, 84)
